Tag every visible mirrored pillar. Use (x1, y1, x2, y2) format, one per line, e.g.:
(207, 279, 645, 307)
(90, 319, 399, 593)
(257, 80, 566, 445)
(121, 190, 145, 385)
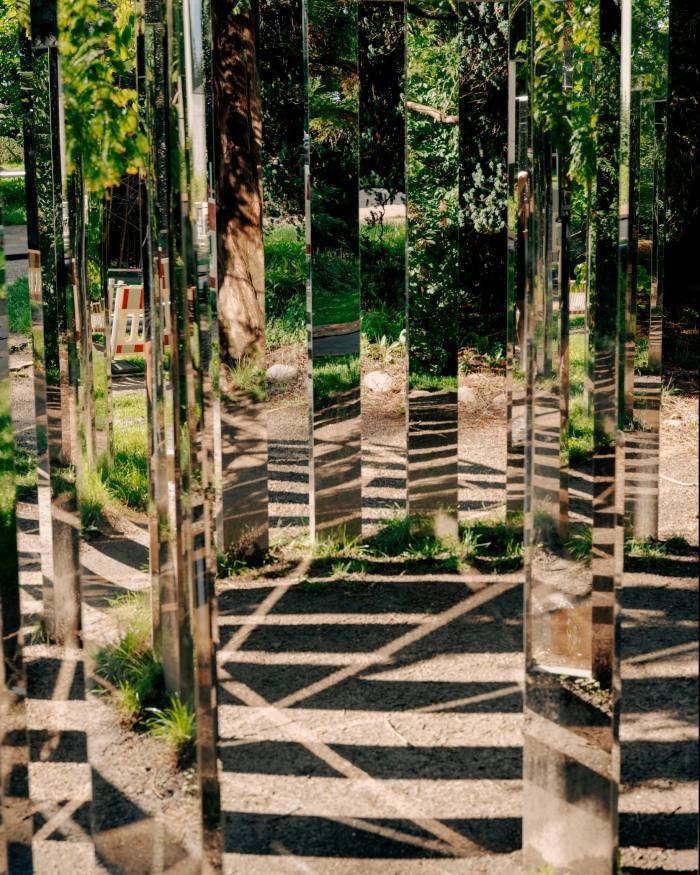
(27, 0, 82, 647)
(522, 0, 627, 870)
(304, 0, 362, 541)
(212, 0, 269, 560)
(405, 0, 459, 536)
(623, 0, 670, 540)
(0, 168, 33, 875)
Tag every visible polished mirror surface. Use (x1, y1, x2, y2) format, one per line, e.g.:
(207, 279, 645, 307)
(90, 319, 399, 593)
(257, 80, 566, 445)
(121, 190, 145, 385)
(406, 0, 459, 535)
(212, 0, 269, 562)
(304, 0, 362, 541)
(521, 0, 626, 870)
(623, 0, 670, 540)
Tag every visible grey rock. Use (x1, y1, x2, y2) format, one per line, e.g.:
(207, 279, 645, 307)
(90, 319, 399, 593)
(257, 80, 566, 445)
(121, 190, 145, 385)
(266, 363, 298, 383)
(363, 370, 393, 393)
(458, 386, 478, 409)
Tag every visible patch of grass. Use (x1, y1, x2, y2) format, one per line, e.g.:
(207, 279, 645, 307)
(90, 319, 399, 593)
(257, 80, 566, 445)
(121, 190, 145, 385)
(0, 174, 27, 225)
(223, 357, 267, 404)
(14, 446, 37, 499)
(79, 465, 113, 533)
(102, 392, 148, 511)
(146, 694, 196, 766)
(7, 276, 30, 336)
(408, 372, 458, 392)
(265, 223, 305, 349)
(362, 331, 406, 366)
(362, 303, 404, 345)
(458, 519, 524, 572)
(566, 525, 592, 562)
(313, 355, 360, 406)
(564, 401, 594, 466)
(367, 514, 459, 569)
(95, 626, 163, 728)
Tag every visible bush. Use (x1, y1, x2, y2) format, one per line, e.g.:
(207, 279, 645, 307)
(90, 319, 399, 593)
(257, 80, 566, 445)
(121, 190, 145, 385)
(0, 174, 26, 225)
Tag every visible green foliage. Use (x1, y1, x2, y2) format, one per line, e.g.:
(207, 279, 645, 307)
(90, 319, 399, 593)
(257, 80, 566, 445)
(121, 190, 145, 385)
(223, 358, 267, 404)
(566, 525, 593, 562)
(0, 174, 26, 225)
(565, 401, 595, 466)
(313, 355, 360, 406)
(360, 223, 405, 324)
(7, 275, 29, 335)
(532, 0, 599, 187)
(13, 444, 36, 498)
(58, 0, 145, 192)
(0, 0, 28, 144)
(101, 391, 148, 511)
(146, 695, 196, 764)
(458, 518, 524, 572)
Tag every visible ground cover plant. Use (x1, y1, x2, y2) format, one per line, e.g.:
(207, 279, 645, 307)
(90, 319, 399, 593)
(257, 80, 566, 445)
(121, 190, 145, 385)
(94, 591, 196, 766)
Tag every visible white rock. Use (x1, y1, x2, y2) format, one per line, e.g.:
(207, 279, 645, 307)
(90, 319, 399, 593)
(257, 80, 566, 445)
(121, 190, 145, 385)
(458, 387, 478, 409)
(266, 364, 298, 383)
(363, 370, 393, 393)
(492, 392, 508, 408)
(662, 418, 683, 428)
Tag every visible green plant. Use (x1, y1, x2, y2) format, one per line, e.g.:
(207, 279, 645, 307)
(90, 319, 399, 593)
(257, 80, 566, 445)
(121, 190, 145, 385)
(566, 525, 592, 562)
(459, 519, 524, 572)
(313, 355, 361, 406)
(7, 276, 30, 335)
(223, 358, 267, 404)
(146, 694, 196, 765)
(0, 174, 26, 225)
(79, 466, 112, 533)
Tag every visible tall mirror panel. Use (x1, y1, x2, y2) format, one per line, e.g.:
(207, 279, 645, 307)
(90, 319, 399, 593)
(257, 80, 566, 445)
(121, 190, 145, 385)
(623, 0, 670, 539)
(304, 0, 362, 541)
(406, 0, 459, 535)
(458, 0, 512, 551)
(1, 166, 33, 875)
(212, 0, 269, 562)
(521, 0, 627, 870)
(359, 0, 407, 532)
(257, 0, 307, 544)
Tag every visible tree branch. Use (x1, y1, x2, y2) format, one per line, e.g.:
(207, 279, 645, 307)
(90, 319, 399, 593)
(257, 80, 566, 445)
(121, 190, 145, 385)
(407, 100, 458, 124)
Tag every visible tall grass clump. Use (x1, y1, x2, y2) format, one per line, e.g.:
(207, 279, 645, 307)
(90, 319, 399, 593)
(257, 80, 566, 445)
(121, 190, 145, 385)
(8, 276, 30, 336)
(103, 392, 148, 511)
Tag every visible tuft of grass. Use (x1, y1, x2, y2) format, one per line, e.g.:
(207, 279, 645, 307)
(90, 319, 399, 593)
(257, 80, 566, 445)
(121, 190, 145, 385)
(458, 519, 524, 572)
(146, 694, 196, 766)
(408, 372, 458, 393)
(102, 392, 148, 511)
(564, 401, 594, 466)
(14, 446, 37, 498)
(223, 358, 267, 404)
(7, 276, 30, 336)
(0, 174, 27, 225)
(367, 514, 459, 569)
(313, 355, 361, 406)
(566, 525, 592, 563)
(79, 465, 114, 533)
(265, 223, 305, 349)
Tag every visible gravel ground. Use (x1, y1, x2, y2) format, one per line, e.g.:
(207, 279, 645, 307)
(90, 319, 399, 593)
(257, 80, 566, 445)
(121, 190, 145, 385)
(7, 332, 698, 872)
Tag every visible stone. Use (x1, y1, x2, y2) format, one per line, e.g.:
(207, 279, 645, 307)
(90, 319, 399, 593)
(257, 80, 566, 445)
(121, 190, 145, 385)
(363, 370, 393, 393)
(662, 418, 683, 428)
(458, 386, 478, 409)
(266, 364, 298, 383)
(492, 392, 507, 408)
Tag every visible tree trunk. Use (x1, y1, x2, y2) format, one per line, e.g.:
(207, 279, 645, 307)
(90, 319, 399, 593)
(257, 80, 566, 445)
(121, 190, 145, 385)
(212, 0, 265, 363)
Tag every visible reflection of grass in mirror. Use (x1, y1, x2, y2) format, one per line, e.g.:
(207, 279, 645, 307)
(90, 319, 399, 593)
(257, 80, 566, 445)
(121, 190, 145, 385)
(569, 331, 587, 396)
(223, 358, 267, 404)
(14, 445, 37, 498)
(362, 331, 405, 365)
(361, 303, 405, 345)
(408, 373, 458, 392)
(313, 355, 360, 405)
(564, 401, 594, 465)
(79, 466, 113, 533)
(313, 252, 360, 326)
(101, 391, 148, 512)
(458, 519, 524, 572)
(265, 223, 306, 348)
(566, 525, 592, 563)
(7, 276, 30, 335)
(634, 336, 649, 372)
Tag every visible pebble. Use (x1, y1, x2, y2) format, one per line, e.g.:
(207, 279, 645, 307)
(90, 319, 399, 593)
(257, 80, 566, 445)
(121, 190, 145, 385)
(458, 386, 477, 409)
(266, 363, 298, 383)
(363, 370, 393, 393)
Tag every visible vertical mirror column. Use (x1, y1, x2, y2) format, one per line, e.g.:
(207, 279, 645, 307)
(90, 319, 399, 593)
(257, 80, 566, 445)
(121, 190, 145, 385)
(212, 0, 269, 561)
(0, 168, 33, 875)
(304, 0, 362, 541)
(405, 0, 459, 536)
(623, 0, 670, 539)
(28, 0, 81, 647)
(522, 0, 627, 870)
(165, 0, 222, 864)
(458, 0, 511, 543)
(506, 1, 531, 523)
